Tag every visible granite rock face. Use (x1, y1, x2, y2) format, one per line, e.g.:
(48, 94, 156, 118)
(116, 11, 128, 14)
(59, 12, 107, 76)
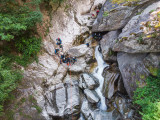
(113, 1, 160, 53)
(84, 89, 100, 103)
(92, 0, 133, 32)
(68, 44, 90, 57)
(42, 81, 80, 120)
(92, 0, 157, 32)
(80, 73, 99, 90)
(100, 31, 120, 62)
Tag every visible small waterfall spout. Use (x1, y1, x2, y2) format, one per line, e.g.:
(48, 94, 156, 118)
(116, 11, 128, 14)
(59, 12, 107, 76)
(93, 46, 109, 111)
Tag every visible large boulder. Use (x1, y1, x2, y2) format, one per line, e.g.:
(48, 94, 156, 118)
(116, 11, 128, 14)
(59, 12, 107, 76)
(92, 0, 133, 32)
(81, 98, 95, 120)
(85, 48, 95, 64)
(117, 52, 160, 98)
(43, 81, 80, 120)
(84, 89, 100, 103)
(92, 0, 156, 32)
(113, 1, 160, 53)
(64, 82, 80, 120)
(44, 83, 66, 117)
(102, 72, 121, 99)
(68, 44, 90, 57)
(80, 73, 99, 90)
(47, 65, 68, 86)
(106, 96, 134, 119)
(69, 57, 87, 73)
(100, 31, 120, 61)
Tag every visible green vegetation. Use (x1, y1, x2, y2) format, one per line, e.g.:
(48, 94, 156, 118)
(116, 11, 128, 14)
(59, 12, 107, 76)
(0, 0, 43, 67)
(0, 0, 42, 115)
(137, 35, 144, 44)
(29, 95, 42, 113)
(150, 10, 155, 13)
(134, 69, 160, 120)
(103, 11, 109, 17)
(0, 56, 22, 115)
(112, 0, 139, 4)
(0, 0, 63, 116)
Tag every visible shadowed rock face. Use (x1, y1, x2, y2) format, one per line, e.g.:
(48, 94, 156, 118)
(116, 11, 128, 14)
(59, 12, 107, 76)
(117, 52, 160, 98)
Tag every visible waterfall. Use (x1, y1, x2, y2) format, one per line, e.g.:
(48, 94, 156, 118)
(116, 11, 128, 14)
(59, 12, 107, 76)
(93, 46, 109, 111)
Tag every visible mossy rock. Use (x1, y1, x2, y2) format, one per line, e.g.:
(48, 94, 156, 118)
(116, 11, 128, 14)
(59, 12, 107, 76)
(147, 66, 158, 76)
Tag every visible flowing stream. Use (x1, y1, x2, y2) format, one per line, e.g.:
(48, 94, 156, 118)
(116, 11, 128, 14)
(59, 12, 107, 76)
(93, 46, 109, 111)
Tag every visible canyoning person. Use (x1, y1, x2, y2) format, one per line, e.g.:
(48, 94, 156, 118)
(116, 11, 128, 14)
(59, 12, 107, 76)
(61, 54, 65, 59)
(97, 33, 102, 40)
(66, 55, 71, 66)
(59, 44, 63, 51)
(59, 52, 64, 64)
(56, 38, 62, 46)
(55, 48, 59, 56)
(96, 10, 100, 15)
(62, 57, 67, 63)
(86, 43, 89, 47)
(71, 57, 77, 65)
(92, 32, 102, 41)
(91, 13, 96, 19)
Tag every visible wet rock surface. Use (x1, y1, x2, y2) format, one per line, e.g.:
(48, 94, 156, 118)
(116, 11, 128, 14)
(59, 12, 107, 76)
(102, 71, 121, 99)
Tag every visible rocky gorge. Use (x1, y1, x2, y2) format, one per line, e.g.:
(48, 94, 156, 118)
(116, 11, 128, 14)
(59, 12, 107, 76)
(8, 0, 160, 120)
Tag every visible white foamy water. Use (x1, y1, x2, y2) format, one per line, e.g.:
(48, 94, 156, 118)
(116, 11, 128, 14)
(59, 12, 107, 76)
(93, 46, 109, 111)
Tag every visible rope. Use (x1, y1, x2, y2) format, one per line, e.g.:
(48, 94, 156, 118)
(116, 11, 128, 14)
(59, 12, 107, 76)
(69, 64, 73, 120)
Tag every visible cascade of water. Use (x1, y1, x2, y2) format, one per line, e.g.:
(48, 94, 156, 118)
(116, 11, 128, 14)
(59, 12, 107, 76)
(93, 46, 109, 111)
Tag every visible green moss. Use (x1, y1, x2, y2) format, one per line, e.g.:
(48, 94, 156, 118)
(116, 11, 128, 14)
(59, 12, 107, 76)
(29, 95, 42, 113)
(150, 10, 155, 13)
(137, 35, 144, 44)
(136, 80, 140, 86)
(152, 33, 158, 38)
(32, 105, 42, 113)
(103, 11, 109, 17)
(132, 72, 136, 76)
(108, 49, 114, 56)
(140, 75, 145, 79)
(148, 66, 158, 76)
(112, 0, 139, 5)
(115, 39, 119, 43)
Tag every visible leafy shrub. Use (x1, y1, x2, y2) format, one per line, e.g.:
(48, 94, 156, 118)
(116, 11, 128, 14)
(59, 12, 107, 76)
(15, 36, 41, 66)
(133, 69, 160, 120)
(0, 56, 22, 115)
